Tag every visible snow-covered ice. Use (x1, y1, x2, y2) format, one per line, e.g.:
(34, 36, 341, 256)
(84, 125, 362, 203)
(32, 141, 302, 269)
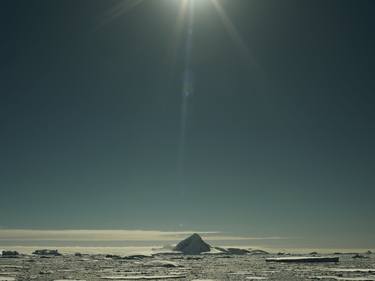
(101, 275, 186, 280)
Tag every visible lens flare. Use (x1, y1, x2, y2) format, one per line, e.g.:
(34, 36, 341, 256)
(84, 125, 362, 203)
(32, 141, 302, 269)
(178, 0, 195, 195)
(209, 0, 253, 61)
(98, 0, 146, 28)
(97, 0, 255, 196)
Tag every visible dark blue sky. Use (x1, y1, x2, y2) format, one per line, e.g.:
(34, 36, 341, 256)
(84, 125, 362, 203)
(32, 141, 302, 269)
(1, 0, 374, 248)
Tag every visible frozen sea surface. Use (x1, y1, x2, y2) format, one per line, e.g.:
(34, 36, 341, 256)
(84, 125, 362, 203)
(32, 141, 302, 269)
(0, 254, 374, 280)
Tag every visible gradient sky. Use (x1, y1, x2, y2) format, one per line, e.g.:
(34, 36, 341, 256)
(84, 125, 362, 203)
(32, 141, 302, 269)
(1, 0, 375, 248)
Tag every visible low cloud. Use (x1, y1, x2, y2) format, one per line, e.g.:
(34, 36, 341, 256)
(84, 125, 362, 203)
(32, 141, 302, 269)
(0, 229, 287, 242)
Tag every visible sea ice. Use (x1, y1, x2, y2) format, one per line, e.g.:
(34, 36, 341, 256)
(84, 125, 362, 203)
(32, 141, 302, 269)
(0, 265, 23, 269)
(191, 279, 218, 281)
(311, 277, 375, 281)
(228, 271, 254, 275)
(144, 260, 180, 267)
(266, 256, 339, 263)
(53, 279, 86, 281)
(0, 278, 15, 281)
(101, 275, 186, 280)
(327, 268, 375, 273)
(0, 273, 17, 276)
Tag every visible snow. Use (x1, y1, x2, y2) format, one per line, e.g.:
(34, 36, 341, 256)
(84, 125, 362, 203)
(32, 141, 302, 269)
(311, 277, 375, 281)
(144, 260, 180, 267)
(326, 268, 375, 273)
(0, 265, 23, 269)
(266, 256, 339, 263)
(191, 279, 218, 281)
(0, 248, 374, 281)
(101, 275, 186, 280)
(228, 271, 255, 275)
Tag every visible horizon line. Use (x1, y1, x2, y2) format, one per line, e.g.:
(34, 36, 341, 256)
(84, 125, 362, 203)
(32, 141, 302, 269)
(0, 229, 288, 241)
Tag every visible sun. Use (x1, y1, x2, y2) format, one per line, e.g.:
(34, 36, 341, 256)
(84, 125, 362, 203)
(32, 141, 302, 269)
(101, 0, 251, 66)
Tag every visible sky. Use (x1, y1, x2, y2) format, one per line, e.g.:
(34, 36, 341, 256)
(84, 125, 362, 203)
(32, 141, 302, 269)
(0, 0, 375, 249)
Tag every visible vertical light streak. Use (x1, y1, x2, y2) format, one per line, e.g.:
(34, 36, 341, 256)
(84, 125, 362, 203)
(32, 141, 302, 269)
(210, 0, 255, 64)
(178, 0, 195, 195)
(97, 0, 145, 29)
(209, 0, 264, 97)
(166, 0, 188, 81)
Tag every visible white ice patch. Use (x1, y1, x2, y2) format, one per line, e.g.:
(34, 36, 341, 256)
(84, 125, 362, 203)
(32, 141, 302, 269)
(0, 278, 15, 281)
(53, 279, 86, 281)
(0, 273, 17, 276)
(191, 279, 219, 281)
(311, 277, 375, 281)
(326, 269, 375, 273)
(266, 256, 339, 262)
(0, 265, 23, 269)
(101, 274, 186, 280)
(228, 271, 254, 275)
(144, 260, 180, 268)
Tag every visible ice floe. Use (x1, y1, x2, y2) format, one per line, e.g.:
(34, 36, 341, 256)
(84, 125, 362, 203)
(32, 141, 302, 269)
(325, 268, 375, 273)
(311, 277, 375, 281)
(266, 256, 339, 263)
(0, 265, 23, 269)
(191, 279, 219, 281)
(0, 278, 15, 281)
(144, 260, 181, 267)
(101, 274, 186, 280)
